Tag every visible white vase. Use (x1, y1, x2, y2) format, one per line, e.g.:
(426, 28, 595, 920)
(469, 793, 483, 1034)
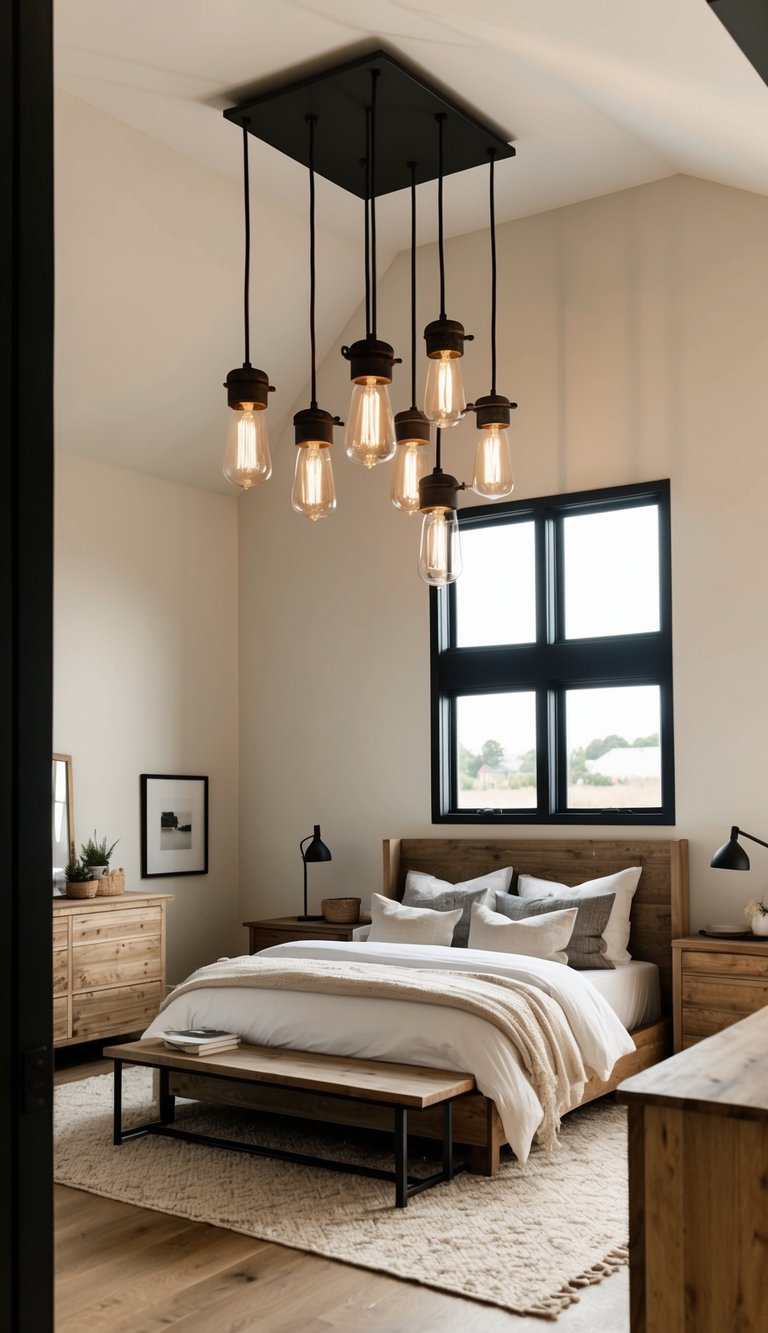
(751, 913, 768, 936)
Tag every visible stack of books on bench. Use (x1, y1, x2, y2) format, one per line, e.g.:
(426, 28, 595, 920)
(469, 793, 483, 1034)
(162, 1028, 241, 1055)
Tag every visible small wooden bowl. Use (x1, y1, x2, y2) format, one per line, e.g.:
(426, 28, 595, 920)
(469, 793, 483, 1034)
(321, 897, 361, 924)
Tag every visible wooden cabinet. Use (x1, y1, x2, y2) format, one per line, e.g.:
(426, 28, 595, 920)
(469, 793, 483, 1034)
(618, 1005, 768, 1333)
(672, 935, 768, 1052)
(244, 915, 364, 954)
(52, 891, 172, 1047)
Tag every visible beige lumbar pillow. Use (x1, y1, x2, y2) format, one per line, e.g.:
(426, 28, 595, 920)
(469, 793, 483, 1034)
(368, 892, 462, 946)
(467, 900, 578, 965)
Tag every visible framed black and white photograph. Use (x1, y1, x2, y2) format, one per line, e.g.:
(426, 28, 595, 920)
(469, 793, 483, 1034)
(140, 774, 208, 877)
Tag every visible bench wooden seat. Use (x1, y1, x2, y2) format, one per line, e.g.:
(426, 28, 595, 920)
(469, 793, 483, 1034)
(103, 1038, 476, 1207)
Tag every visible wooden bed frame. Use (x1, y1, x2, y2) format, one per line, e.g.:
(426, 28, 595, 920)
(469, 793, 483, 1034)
(171, 836, 688, 1175)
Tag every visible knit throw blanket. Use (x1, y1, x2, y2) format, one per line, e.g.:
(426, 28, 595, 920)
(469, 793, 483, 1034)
(161, 957, 586, 1149)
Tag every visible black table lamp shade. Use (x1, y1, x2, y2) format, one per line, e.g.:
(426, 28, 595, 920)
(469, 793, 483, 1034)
(711, 825, 768, 871)
(298, 824, 332, 920)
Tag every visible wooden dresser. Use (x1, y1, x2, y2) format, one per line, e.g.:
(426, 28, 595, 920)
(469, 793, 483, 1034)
(53, 891, 173, 1047)
(618, 1004, 768, 1333)
(672, 934, 768, 1052)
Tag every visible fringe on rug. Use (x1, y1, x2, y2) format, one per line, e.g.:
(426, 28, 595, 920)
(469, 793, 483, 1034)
(512, 1242, 629, 1321)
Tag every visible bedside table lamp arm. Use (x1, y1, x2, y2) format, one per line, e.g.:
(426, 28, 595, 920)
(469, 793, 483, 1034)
(711, 825, 768, 871)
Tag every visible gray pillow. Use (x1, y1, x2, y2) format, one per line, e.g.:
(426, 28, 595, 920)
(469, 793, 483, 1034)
(494, 891, 616, 969)
(403, 868, 513, 947)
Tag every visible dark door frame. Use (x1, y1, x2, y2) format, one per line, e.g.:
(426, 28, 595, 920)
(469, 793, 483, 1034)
(1, 1, 54, 1328)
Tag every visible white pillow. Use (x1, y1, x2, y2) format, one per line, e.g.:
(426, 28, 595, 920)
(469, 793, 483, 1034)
(467, 901, 577, 965)
(517, 867, 642, 965)
(403, 866, 514, 947)
(368, 892, 462, 946)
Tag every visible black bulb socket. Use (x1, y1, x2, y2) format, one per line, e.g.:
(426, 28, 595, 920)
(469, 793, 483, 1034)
(419, 467, 461, 513)
(468, 393, 517, 430)
(225, 363, 273, 411)
(424, 317, 472, 359)
(293, 406, 341, 447)
(341, 336, 400, 384)
(394, 407, 431, 445)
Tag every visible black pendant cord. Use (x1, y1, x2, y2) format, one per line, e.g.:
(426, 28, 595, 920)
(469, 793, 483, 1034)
(307, 115, 318, 410)
(409, 160, 417, 408)
(363, 132, 371, 339)
(369, 68, 379, 339)
(489, 150, 497, 396)
(242, 122, 251, 366)
(437, 113, 447, 321)
(435, 426, 442, 471)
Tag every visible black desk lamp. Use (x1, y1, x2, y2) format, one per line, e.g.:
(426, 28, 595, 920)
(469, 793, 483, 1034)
(711, 826, 768, 871)
(298, 824, 332, 921)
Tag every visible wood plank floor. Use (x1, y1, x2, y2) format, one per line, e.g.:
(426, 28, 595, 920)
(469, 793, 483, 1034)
(54, 1054, 629, 1332)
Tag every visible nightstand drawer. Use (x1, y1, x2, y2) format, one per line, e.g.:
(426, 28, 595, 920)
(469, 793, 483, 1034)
(682, 974, 768, 1014)
(682, 949, 768, 980)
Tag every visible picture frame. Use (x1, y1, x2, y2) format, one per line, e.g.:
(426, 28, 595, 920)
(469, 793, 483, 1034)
(140, 774, 208, 878)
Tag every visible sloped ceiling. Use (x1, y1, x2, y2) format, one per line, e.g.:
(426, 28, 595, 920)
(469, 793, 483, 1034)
(53, 0, 768, 492)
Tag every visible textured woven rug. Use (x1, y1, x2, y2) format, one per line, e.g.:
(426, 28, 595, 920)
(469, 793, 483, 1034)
(54, 1068, 628, 1320)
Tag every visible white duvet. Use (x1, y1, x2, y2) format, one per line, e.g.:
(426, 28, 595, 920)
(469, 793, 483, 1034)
(145, 939, 635, 1162)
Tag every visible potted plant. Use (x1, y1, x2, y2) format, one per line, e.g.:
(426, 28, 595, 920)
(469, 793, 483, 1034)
(64, 858, 97, 899)
(80, 830, 119, 880)
(744, 898, 768, 937)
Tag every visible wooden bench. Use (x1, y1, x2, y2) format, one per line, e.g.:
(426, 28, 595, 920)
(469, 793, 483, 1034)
(103, 1038, 476, 1208)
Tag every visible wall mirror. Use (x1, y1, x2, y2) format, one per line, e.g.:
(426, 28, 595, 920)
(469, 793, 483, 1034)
(52, 753, 75, 892)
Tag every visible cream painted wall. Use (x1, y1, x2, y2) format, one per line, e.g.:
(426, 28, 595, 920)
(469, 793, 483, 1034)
(238, 174, 768, 932)
(54, 454, 240, 983)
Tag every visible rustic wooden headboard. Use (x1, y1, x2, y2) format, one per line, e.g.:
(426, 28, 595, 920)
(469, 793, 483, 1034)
(382, 837, 689, 1014)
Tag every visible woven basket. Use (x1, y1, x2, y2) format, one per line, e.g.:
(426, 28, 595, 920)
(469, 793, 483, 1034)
(96, 867, 126, 896)
(65, 880, 98, 899)
(321, 897, 361, 924)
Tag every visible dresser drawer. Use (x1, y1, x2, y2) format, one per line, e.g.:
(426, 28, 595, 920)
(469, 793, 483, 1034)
(72, 934, 162, 991)
(71, 981, 163, 1041)
(53, 996, 69, 1042)
(53, 947, 69, 995)
(53, 918, 68, 949)
(681, 949, 768, 981)
(72, 906, 162, 944)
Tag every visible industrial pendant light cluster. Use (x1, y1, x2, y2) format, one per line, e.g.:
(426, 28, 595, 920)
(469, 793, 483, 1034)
(221, 50, 516, 583)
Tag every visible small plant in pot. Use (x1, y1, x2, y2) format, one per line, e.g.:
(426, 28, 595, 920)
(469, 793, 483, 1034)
(745, 898, 768, 937)
(80, 830, 119, 880)
(64, 858, 97, 899)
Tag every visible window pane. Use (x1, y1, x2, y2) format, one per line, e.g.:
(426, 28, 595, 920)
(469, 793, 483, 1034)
(455, 521, 536, 647)
(563, 506, 660, 638)
(566, 686, 661, 809)
(457, 693, 537, 810)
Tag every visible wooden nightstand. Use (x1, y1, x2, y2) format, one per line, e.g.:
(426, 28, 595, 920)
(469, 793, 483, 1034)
(243, 915, 365, 954)
(672, 934, 768, 1052)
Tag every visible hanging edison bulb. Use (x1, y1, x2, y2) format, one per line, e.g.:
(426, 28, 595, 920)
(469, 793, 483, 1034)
(342, 338, 398, 467)
(418, 508, 462, 586)
(222, 127, 274, 493)
(223, 403, 272, 490)
(418, 457, 462, 586)
(423, 338, 467, 428)
(471, 400, 514, 498)
(392, 407, 430, 514)
(292, 408, 337, 521)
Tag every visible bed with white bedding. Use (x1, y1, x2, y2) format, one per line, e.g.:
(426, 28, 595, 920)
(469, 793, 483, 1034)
(155, 836, 688, 1173)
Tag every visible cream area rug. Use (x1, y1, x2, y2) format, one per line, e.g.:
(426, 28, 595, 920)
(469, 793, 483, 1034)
(54, 1069, 628, 1320)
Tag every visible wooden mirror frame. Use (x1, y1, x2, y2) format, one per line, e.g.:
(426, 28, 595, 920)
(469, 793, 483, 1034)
(52, 753, 75, 892)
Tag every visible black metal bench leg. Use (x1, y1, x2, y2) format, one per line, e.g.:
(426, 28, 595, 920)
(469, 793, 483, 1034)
(443, 1099, 454, 1180)
(394, 1107, 408, 1208)
(113, 1059, 123, 1145)
(158, 1067, 175, 1125)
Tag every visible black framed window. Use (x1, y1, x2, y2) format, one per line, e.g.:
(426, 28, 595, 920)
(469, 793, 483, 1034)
(430, 479, 674, 824)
